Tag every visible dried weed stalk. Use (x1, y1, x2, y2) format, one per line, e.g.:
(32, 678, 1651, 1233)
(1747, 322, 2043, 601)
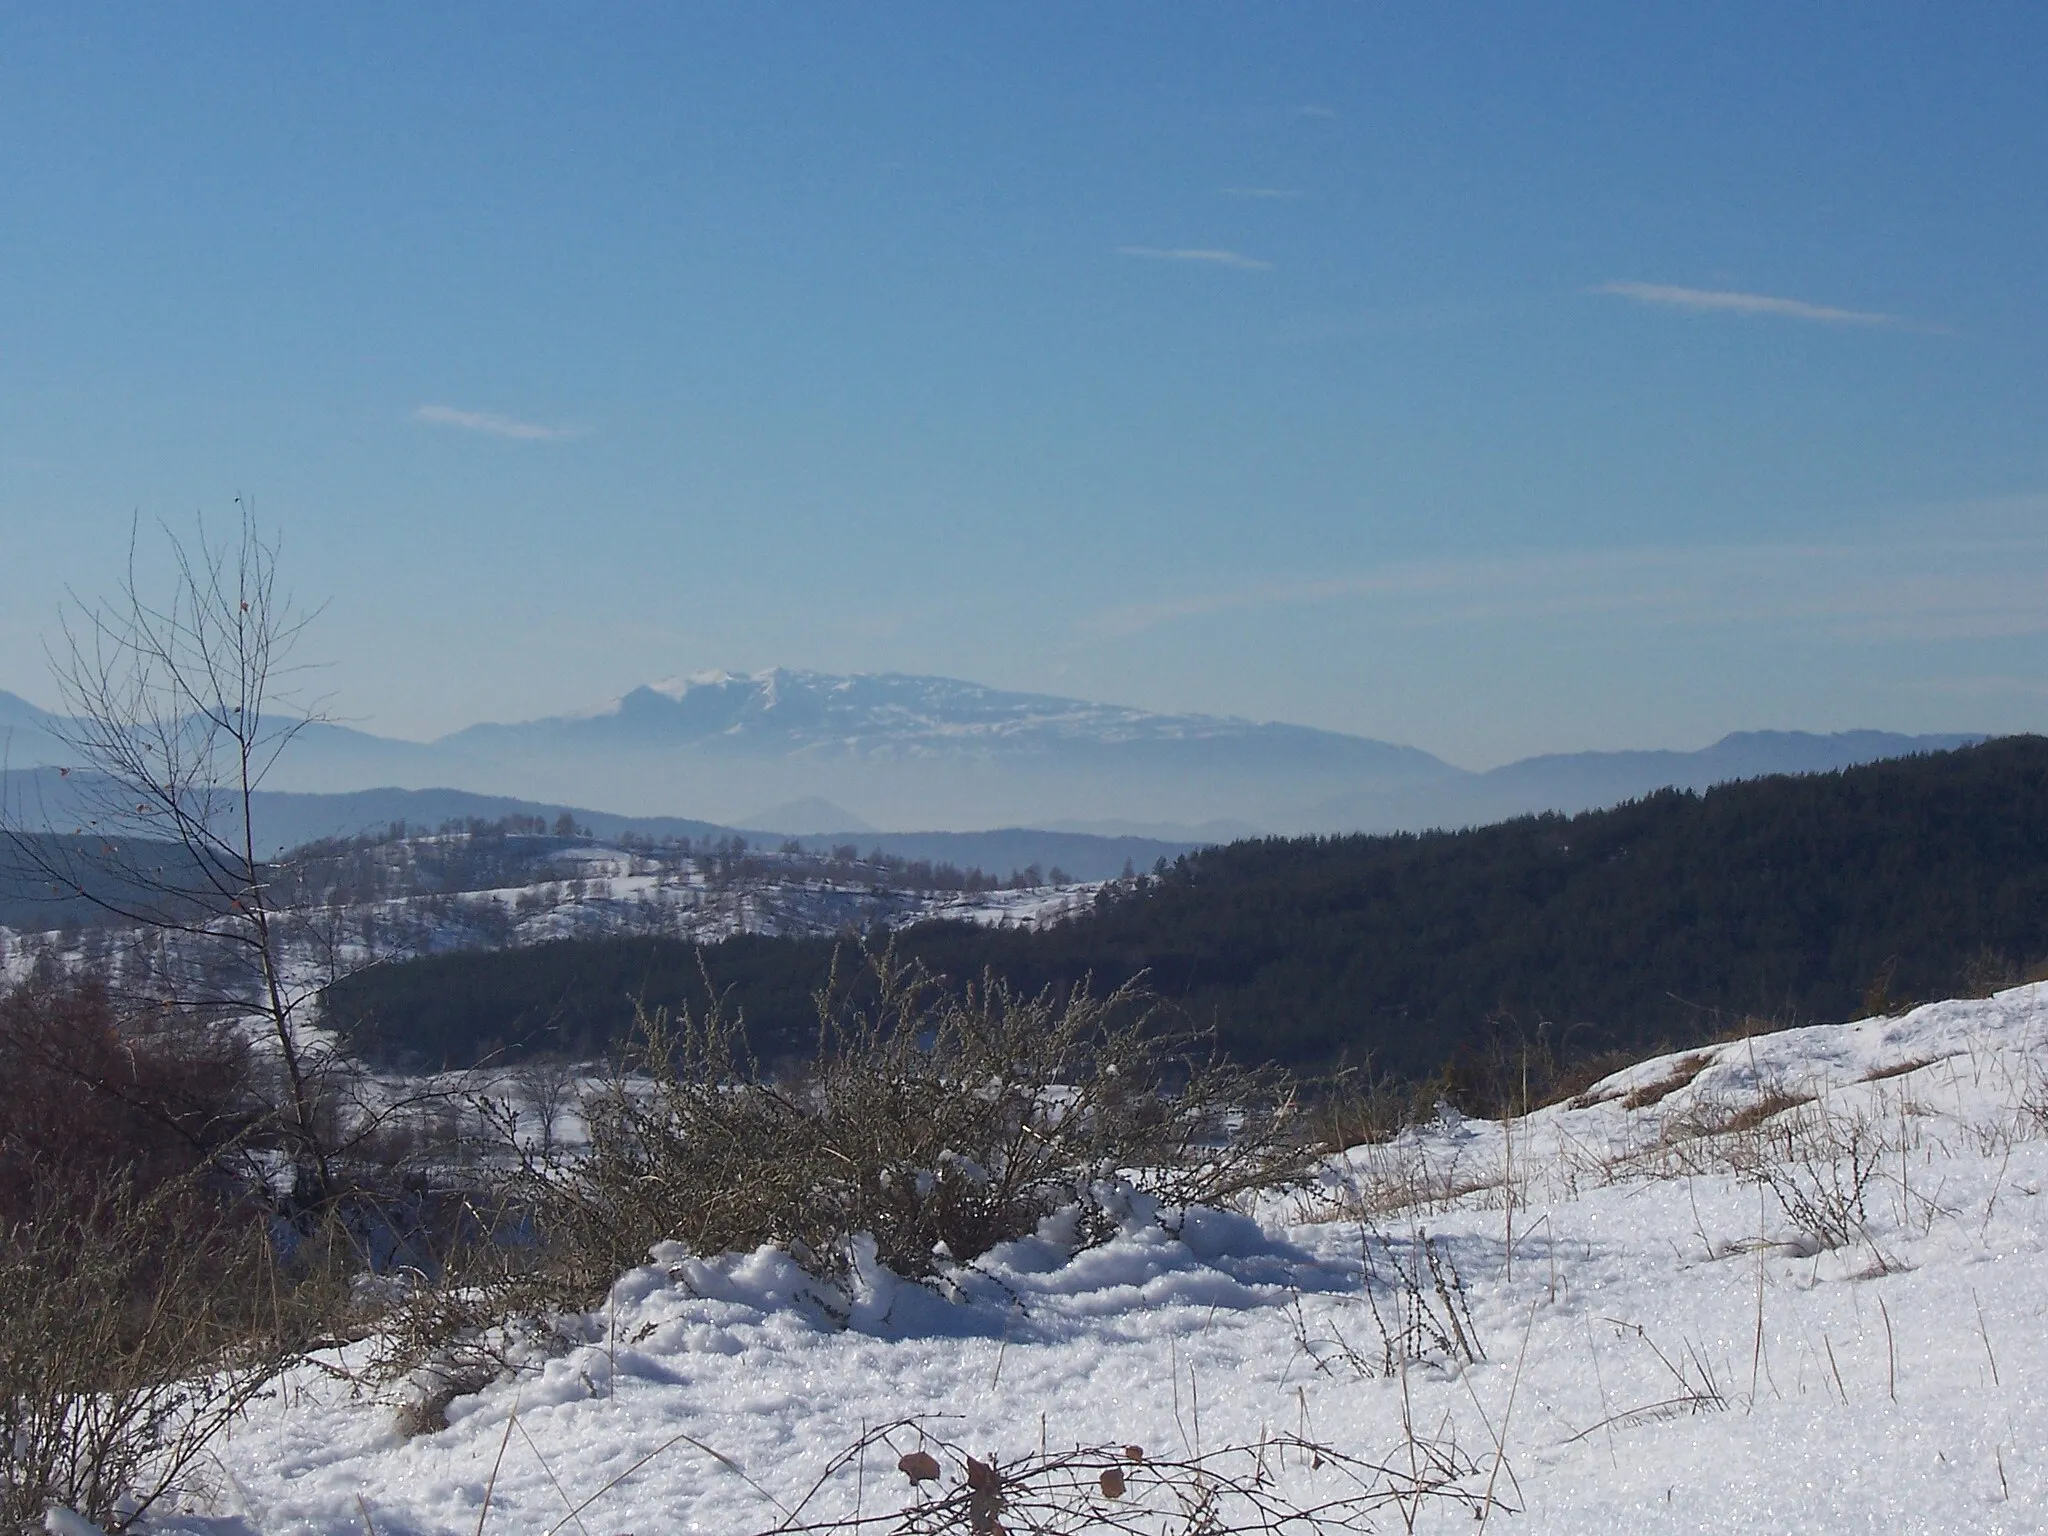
(1728, 1102, 1886, 1251)
(1292, 1225, 1484, 1381)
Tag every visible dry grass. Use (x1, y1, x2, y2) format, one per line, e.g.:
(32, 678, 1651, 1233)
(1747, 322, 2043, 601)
(1299, 1139, 1517, 1225)
(1733, 1104, 1885, 1249)
(1540, 1050, 1649, 1111)
(1618, 1054, 1714, 1111)
(1699, 1089, 1817, 1138)
(1861, 1056, 1941, 1084)
(1305, 1070, 1431, 1153)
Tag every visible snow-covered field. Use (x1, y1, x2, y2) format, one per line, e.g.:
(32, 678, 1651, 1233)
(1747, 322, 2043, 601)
(160, 986, 2048, 1534)
(0, 845, 1103, 994)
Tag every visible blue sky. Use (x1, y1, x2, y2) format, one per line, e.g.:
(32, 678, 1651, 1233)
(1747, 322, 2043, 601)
(1, 3, 2043, 767)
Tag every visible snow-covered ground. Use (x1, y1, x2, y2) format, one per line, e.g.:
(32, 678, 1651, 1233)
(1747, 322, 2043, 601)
(924, 882, 1101, 930)
(156, 985, 2048, 1534)
(0, 844, 1105, 992)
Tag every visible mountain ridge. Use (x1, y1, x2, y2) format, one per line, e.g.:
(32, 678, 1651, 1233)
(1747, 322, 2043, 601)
(0, 670, 1988, 835)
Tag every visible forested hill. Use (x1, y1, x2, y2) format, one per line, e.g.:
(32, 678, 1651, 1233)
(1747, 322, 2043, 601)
(327, 737, 2048, 1078)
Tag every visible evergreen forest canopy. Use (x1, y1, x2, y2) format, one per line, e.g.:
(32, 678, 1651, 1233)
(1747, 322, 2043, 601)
(326, 737, 2048, 1082)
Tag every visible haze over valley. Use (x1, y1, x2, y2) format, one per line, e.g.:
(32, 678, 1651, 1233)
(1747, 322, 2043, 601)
(0, 669, 1983, 841)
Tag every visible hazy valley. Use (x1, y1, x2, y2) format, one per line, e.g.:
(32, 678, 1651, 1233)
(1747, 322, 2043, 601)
(0, 668, 1980, 842)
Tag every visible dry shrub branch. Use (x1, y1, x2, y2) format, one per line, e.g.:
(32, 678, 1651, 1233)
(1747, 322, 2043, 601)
(0, 968, 487, 1525)
(0, 1171, 306, 1533)
(1291, 1224, 1483, 1382)
(515, 950, 1313, 1303)
(740, 1417, 1503, 1535)
(1726, 1100, 1886, 1252)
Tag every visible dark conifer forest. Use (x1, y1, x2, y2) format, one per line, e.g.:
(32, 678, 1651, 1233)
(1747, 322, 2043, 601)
(326, 737, 2048, 1081)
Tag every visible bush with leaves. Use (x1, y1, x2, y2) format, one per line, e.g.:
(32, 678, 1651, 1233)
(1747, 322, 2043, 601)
(517, 951, 1312, 1300)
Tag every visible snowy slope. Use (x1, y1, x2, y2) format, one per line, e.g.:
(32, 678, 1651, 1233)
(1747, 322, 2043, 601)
(151, 984, 2048, 1534)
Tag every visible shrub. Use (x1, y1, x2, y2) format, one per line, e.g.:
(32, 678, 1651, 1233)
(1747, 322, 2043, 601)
(1735, 1101, 1885, 1252)
(0, 971, 468, 1524)
(782, 1416, 1502, 1535)
(0, 975, 265, 1226)
(0, 1168, 301, 1532)
(519, 951, 1312, 1301)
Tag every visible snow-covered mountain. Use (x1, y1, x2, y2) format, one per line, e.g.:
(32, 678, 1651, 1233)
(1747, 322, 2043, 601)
(0, 669, 1988, 835)
(426, 667, 1460, 831)
(451, 668, 1412, 752)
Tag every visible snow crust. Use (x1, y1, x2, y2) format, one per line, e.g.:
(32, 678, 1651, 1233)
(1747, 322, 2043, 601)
(156, 985, 2048, 1533)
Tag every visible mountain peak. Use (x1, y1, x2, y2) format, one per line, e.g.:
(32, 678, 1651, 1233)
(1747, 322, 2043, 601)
(9, 663, 1991, 838)
(648, 671, 723, 701)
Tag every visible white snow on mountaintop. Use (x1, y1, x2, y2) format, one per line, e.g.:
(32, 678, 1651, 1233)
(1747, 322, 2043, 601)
(155, 985, 2048, 1534)
(647, 669, 751, 699)
(519, 667, 1410, 750)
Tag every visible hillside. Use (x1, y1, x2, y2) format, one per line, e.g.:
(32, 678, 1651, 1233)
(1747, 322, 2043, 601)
(326, 737, 2048, 1075)
(0, 767, 1196, 884)
(192, 985, 2048, 1532)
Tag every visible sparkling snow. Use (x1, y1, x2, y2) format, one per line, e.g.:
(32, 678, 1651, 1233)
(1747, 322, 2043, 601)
(148, 985, 2048, 1534)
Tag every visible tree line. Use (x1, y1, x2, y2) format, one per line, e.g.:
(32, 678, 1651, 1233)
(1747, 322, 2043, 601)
(325, 735, 2048, 1080)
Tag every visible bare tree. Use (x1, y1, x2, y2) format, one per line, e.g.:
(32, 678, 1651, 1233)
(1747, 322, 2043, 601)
(0, 506, 342, 1196)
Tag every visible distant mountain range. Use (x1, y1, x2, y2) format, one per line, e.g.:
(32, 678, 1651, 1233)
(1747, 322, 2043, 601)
(0, 669, 1987, 838)
(0, 768, 1198, 886)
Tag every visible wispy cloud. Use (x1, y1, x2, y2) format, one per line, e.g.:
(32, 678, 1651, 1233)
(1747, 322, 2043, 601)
(412, 404, 578, 440)
(1114, 246, 1273, 272)
(1219, 186, 1304, 200)
(1081, 530, 2048, 646)
(1592, 282, 1900, 327)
